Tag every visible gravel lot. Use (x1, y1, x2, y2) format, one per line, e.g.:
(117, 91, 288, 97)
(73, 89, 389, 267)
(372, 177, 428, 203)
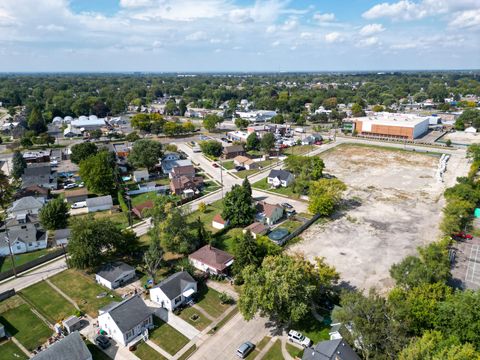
(289, 143, 468, 292)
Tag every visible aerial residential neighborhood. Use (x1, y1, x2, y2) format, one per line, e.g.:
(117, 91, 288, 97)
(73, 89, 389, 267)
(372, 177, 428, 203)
(0, 1, 479, 360)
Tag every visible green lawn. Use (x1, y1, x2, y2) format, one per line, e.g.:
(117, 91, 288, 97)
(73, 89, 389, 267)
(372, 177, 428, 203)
(280, 219, 303, 234)
(187, 199, 224, 232)
(215, 228, 243, 254)
(202, 181, 221, 194)
(256, 336, 272, 351)
(292, 315, 330, 343)
(19, 281, 76, 323)
(195, 284, 231, 318)
(262, 339, 284, 360)
(252, 178, 297, 198)
(209, 307, 239, 334)
(149, 316, 190, 355)
(0, 340, 28, 360)
(0, 249, 53, 273)
(86, 341, 112, 360)
(177, 306, 211, 331)
(71, 211, 134, 230)
(286, 343, 304, 359)
(49, 269, 121, 317)
(235, 169, 260, 179)
(155, 177, 170, 186)
(283, 145, 315, 156)
(221, 160, 235, 170)
(0, 303, 52, 351)
(133, 341, 168, 360)
(131, 192, 160, 207)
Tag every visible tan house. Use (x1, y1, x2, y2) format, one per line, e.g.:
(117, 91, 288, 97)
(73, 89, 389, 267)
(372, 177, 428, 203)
(189, 245, 234, 275)
(243, 222, 269, 238)
(233, 155, 259, 170)
(255, 201, 284, 226)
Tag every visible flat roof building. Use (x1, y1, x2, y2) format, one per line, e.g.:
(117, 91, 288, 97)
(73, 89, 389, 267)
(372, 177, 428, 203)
(352, 112, 429, 140)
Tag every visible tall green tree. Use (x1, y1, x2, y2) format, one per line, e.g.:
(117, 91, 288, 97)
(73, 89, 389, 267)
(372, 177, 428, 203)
(246, 132, 260, 151)
(143, 234, 164, 284)
(308, 178, 347, 215)
(39, 197, 70, 230)
(0, 170, 13, 211)
(79, 151, 117, 194)
(203, 114, 223, 131)
(12, 151, 27, 179)
(71, 142, 98, 164)
(128, 139, 163, 171)
(27, 106, 47, 134)
(222, 184, 255, 227)
(260, 132, 275, 154)
(233, 231, 260, 278)
(199, 140, 223, 157)
(155, 204, 195, 254)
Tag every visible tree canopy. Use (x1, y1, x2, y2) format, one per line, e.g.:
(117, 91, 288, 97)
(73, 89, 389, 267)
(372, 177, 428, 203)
(79, 151, 117, 194)
(39, 197, 70, 230)
(70, 142, 98, 164)
(308, 178, 347, 216)
(222, 182, 255, 227)
(128, 139, 163, 171)
(200, 140, 223, 157)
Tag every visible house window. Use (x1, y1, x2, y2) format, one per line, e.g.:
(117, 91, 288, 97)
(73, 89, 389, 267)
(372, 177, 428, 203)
(16, 245, 21, 250)
(28, 242, 32, 246)
(174, 297, 182, 304)
(21, 225, 27, 229)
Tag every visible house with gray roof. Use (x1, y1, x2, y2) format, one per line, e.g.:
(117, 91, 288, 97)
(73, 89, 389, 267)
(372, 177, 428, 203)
(0, 213, 47, 256)
(54, 228, 71, 246)
(22, 163, 57, 190)
(98, 295, 153, 346)
(302, 339, 360, 360)
(267, 169, 294, 188)
(86, 195, 113, 213)
(133, 169, 149, 183)
(7, 196, 44, 217)
(161, 158, 192, 174)
(95, 261, 136, 289)
(150, 271, 197, 311)
(31, 331, 92, 360)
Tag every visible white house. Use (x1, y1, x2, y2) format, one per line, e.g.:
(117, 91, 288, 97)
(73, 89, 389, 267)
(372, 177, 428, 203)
(255, 201, 284, 226)
(267, 170, 294, 188)
(212, 214, 228, 230)
(465, 126, 477, 134)
(133, 169, 149, 183)
(189, 245, 234, 275)
(96, 262, 136, 290)
(8, 196, 44, 217)
(86, 195, 113, 213)
(150, 271, 197, 311)
(0, 214, 47, 256)
(54, 229, 71, 246)
(31, 331, 92, 360)
(98, 295, 153, 346)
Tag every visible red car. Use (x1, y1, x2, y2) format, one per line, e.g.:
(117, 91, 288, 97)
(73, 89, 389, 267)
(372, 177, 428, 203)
(452, 232, 473, 240)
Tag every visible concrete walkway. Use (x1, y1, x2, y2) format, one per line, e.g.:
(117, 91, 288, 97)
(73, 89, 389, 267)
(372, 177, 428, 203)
(192, 304, 215, 322)
(10, 336, 31, 357)
(146, 301, 200, 340)
(205, 280, 239, 300)
(281, 334, 300, 360)
(146, 340, 172, 359)
(45, 278, 80, 310)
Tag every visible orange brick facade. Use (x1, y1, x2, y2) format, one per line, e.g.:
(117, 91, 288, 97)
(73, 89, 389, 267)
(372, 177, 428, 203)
(355, 121, 415, 139)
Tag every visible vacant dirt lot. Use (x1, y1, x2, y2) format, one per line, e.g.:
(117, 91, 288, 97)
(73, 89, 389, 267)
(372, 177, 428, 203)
(290, 143, 468, 292)
(440, 131, 480, 146)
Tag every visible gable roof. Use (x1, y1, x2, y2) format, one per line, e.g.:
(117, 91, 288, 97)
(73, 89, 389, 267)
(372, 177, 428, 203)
(31, 331, 91, 360)
(101, 295, 152, 333)
(154, 271, 196, 300)
(244, 222, 269, 234)
(9, 196, 44, 213)
(64, 188, 89, 198)
(96, 261, 135, 283)
(302, 339, 360, 360)
(256, 201, 283, 218)
(268, 169, 293, 181)
(133, 169, 149, 178)
(15, 185, 49, 199)
(54, 228, 71, 241)
(172, 165, 195, 176)
(189, 245, 234, 271)
(86, 195, 113, 208)
(234, 155, 253, 164)
(23, 163, 51, 177)
(224, 144, 244, 154)
(212, 214, 227, 225)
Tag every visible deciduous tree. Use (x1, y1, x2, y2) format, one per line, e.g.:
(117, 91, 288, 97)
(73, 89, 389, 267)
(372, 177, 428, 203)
(308, 178, 346, 216)
(79, 151, 117, 194)
(39, 197, 70, 230)
(128, 139, 163, 171)
(71, 142, 98, 164)
(222, 184, 254, 227)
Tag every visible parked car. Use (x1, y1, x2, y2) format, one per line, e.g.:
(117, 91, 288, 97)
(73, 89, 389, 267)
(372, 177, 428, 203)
(282, 202, 293, 209)
(236, 341, 255, 358)
(452, 232, 473, 240)
(235, 166, 246, 171)
(288, 330, 312, 347)
(71, 202, 86, 209)
(212, 163, 219, 168)
(95, 335, 111, 349)
(64, 183, 78, 189)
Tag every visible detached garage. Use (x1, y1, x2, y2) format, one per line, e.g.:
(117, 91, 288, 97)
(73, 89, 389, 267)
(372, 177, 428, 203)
(86, 195, 113, 213)
(95, 262, 136, 289)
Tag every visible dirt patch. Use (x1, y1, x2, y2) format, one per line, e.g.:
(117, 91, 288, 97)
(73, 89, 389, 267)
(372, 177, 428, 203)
(289, 144, 467, 293)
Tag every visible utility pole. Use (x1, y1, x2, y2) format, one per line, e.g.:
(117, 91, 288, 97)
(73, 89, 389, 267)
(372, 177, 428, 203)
(5, 220, 17, 278)
(220, 162, 224, 199)
(126, 195, 133, 227)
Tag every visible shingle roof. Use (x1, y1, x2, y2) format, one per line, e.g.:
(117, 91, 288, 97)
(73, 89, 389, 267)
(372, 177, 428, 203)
(96, 261, 135, 283)
(212, 214, 227, 225)
(102, 295, 152, 333)
(268, 169, 293, 181)
(256, 201, 283, 218)
(86, 195, 113, 208)
(302, 339, 360, 360)
(54, 228, 71, 241)
(172, 165, 195, 176)
(244, 222, 269, 234)
(189, 245, 234, 272)
(224, 145, 244, 154)
(9, 196, 44, 213)
(31, 331, 91, 360)
(154, 271, 196, 300)
(23, 163, 51, 177)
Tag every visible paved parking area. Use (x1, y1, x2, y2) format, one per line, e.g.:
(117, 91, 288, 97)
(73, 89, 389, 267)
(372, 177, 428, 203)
(451, 237, 480, 290)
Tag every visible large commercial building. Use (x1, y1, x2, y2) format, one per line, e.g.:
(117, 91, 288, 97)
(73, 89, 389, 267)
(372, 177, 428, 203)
(353, 113, 429, 140)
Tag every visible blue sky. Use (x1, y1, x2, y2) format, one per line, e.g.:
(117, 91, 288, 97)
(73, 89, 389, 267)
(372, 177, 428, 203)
(0, 0, 479, 72)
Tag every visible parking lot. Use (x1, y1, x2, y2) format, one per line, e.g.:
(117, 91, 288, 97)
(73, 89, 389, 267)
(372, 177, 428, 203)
(451, 237, 480, 290)
(289, 143, 469, 292)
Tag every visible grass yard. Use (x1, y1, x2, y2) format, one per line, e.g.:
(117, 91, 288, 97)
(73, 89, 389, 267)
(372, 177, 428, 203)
(187, 199, 224, 232)
(202, 181, 221, 194)
(235, 169, 260, 179)
(215, 228, 243, 254)
(292, 315, 330, 343)
(86, 341, 112, 360)
(71, 211, 133, 230)
(155, 177, 170, 186)
(209, 307, 239, 334)
(133, 341, 168, 360)
(19, 281, 76, 323)
(131, 191, 160, 207)
(286, 343, 304, 359)
(221, 160, 235, 170)
(262, 339, 284, 360)
(0, 249, 53, 273)
(0, 303, 52, 351)
(283, 145, 315, 156)
(50, 269, 121, 317)
(177, 306, 211, 331)
(252, 178, 297, 198)
(0, 340, 28, 360)
(279, 219, 303, 234)
(195, 284, 231, 318)
(149, 316, 190, 355)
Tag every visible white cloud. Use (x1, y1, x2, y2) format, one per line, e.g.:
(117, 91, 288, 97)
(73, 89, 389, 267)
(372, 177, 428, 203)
(37, 24, 65, 32)
(449, 9, 480, 28)
(281, 17, 298, 31)
(357, 36, 380, 47)
(359, 23, 385, 36)
(271, 40, 280, 47)
(324, 32, 341, 43)
(120, 0, 154, 8)
(313, 12, 335, 22)
(266, 25, 276, 33)
(300, 32, 312, 39)
(390, 43, 417, 49)
(185, 31, 208, 41)
(228, 8, 253, 24)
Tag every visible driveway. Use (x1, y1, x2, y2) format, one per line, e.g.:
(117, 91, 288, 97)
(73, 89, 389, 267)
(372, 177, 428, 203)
(189, 313, 274, 360)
